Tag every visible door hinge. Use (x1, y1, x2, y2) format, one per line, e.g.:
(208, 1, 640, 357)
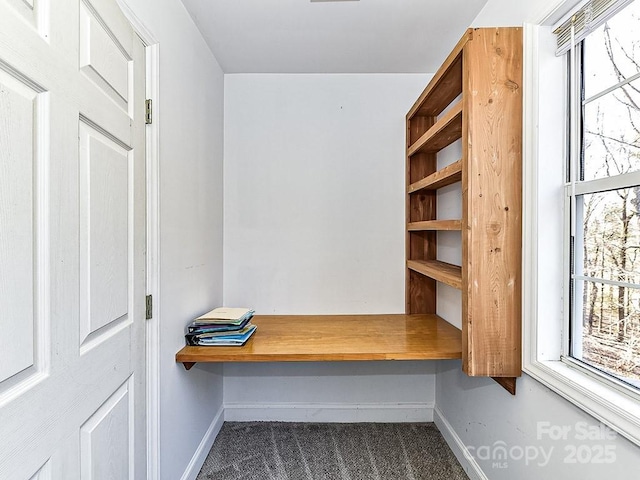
(145, 99, 152, 125)
(145, 294, 153, 319)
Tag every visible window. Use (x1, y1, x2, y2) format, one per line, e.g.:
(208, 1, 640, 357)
(567, 0, 640, 393)
(523, 0, 640, 447)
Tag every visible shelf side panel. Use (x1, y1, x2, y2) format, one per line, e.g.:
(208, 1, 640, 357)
(406, 106, 438, 313)
(462, 27, 523, 378)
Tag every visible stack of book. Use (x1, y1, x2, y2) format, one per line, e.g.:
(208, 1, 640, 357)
(185, 307, 257, 346)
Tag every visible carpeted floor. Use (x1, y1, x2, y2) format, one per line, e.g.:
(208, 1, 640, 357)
(196, 422, 469, 480)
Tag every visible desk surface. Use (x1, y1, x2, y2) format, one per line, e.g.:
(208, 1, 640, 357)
(175, 314, 462, 369)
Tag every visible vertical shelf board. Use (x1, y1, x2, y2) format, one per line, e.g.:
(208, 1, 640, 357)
(407, 197, 437, 312)
(408, 114, 434, 146)
(406, 113, 438, 314)
(408, 191, 437, 226)
(461, 32, 472, 377)
(461, 27, 523, 378)
(407, 270, 437, 314)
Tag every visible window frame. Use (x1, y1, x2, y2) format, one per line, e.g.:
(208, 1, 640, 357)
(563, 13, 640, 399)
(522, 2, 640, 447)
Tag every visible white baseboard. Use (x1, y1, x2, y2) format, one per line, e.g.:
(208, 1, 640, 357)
(223, 402, 434, 423)
(179, 405, 225, 480)
(433, 405, 488, 480)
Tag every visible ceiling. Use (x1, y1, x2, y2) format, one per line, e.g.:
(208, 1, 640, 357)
(180, 0, 488, 74)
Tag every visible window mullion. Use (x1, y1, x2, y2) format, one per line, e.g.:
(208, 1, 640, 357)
(583, 70, 640, 105)
(574, 171, 640, 194)
(564, 37, 583, 358)
(574, 274, 640, 289)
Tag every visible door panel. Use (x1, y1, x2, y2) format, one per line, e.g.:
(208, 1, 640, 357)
(79, 122, 131, 349)
(0, 0, 146, 477)
(80, 377, 134, 480)
(0, 68, 39, 385)
(79, 1, 131, 111)
(4, 0, 46, 36)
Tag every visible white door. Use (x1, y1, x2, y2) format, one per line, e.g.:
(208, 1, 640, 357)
(0, 0, 146, 478)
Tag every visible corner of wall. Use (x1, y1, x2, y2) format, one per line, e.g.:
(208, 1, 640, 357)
(179, 404, 225, 480)
(434, 405, 488, 480)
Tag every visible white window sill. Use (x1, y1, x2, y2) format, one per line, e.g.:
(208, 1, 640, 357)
(524, 359, 640, 446)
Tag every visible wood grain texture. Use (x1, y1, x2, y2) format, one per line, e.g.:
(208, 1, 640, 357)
(408, 220, 461, 231)
(407, 102, 463, 156)
(176, 314, 462, 365)
(407, 260, 462, 290)
(408, 231, 437, 261)
(461, 31, 471, 375)
(408, 159, 462, 193)
(407, 29, 470, 119)
(407, 270, 436, 314)
(407, 115, 434, 147)
(408, 177, 436, 221)
(462, 27, 523, 377)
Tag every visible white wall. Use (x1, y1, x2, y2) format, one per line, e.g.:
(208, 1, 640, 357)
(224, 74, 429, 314)
(223, 74, 434, 418)
(433, 1, 640, 479)
(437, 362, 640, 479)
(224, 361, 436, 422)
(119, 2, 225, 479)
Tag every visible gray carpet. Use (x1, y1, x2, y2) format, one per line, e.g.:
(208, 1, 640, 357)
(197, 422, 469, 480)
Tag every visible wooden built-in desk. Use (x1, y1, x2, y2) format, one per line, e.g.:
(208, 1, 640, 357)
(176, 314, 461, 370)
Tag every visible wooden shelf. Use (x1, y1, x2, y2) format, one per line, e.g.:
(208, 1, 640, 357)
(406, 28, 523, 392)
(176, 314, 462, 368)
(408, 160, 462, 194)
(408, 220, 461, 231)
(407, 102, 462, 156)
(407, 259, 462, 290)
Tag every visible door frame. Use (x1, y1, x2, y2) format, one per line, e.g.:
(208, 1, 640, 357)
(115, 2, 161, 479)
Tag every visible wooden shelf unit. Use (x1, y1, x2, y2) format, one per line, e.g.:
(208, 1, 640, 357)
(406, 27, 522, 393)
(176, 314, 462, 369)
